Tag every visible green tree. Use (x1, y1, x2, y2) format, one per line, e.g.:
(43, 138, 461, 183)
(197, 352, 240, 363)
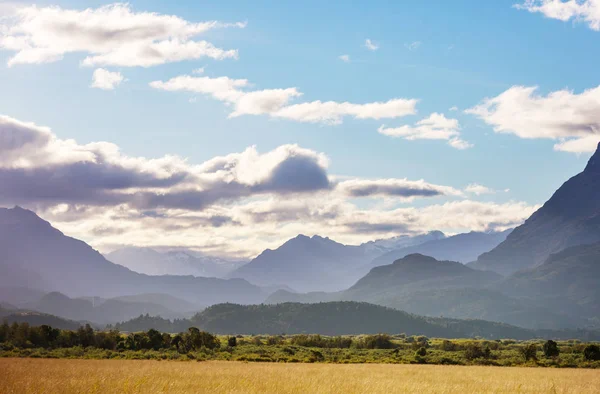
(519, 343, 538, 361)
(227, 336, 237, 347)
(583, 344, 600, 361)
(415, 347, 427, 357)
(543, 340, 559, 358)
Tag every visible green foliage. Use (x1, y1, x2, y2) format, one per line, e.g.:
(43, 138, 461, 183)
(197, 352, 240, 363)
(1, 322, 599, 368)
(359, 334, 394, 349)
(584, 344, 600, 361)
(543, 340, 560, 358)
(519, 343, 538, 361)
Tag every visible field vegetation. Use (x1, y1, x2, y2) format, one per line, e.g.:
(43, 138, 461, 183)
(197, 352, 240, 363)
(1, 322, 600, 368)
(2, 358, 600, 394)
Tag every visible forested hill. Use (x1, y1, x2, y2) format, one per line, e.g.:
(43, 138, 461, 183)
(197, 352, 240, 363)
(187, 302, 600, 340)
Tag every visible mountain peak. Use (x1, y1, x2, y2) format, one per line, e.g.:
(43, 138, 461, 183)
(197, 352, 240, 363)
(584, 142, 600, 173)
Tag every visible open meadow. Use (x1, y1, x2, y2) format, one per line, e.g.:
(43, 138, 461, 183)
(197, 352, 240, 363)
(1, 358, 599, 394)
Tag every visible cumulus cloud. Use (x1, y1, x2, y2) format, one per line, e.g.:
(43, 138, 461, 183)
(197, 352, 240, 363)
(151, 74, 418, 124)
(466, 85, 600, 152)
(0, 114, 332, 209)
(91, 68, 125, 90)
(1, 114, 537, 258)
(0, 3, 243, 67)
(364, 39, 379, 51)
(338, 178, 463, 199)
(515, 0, 600, 31)
(378, 113, 473, 149)
(339, 54, 350, 62)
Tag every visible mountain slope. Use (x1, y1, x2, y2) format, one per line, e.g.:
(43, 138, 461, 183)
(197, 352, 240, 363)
(500, 242, 600, 320)
(471, 143, 600, 276)
(0, 207, 265, 305)
(370, 230, 512, 268)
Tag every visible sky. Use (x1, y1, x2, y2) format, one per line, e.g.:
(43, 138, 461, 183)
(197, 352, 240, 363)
(1, 0, 600, 258)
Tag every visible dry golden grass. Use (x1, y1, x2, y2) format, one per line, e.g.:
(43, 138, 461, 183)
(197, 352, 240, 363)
(1, 358, 599, 394)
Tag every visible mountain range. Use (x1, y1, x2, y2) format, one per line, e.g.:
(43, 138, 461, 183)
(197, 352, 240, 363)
(0, 207, 265, 305)
(106, 247, 246, 278)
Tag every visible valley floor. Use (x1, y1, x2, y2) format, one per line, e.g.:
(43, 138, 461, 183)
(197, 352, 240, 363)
(1, 358, 599, 394)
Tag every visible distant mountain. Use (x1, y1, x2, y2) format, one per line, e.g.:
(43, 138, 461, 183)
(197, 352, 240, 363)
(0, 207, 265, 305)
(229, 235, 379, 292)
(347, 254, 502, 298)
(471, 143, 600, 276)
(0, 306, 84, 330)
(369, 230, 512, 268)
(110, 293, 202, 315)
(189, 301, 599, 340)
(32, 291, 184, 324)
(106, 247, 245, 278)
(360, 231, 446, 256)
(265, 254, 581, 329)
(500, 242, 600, 320)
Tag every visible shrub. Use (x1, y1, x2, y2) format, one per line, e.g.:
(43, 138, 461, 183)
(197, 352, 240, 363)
(583, 344, 600, 361)
(415, 347, 427, 357)
(464, 343, 490, 361)
(440, 340, 457, 351)
(360, 334, 394, 349)
(227, 337, 237, 347)
(543, 340, 559, 359)
(519, 343, 538, 361)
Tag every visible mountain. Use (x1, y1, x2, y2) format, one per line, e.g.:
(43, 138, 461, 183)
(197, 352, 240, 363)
(471, 143, 600, 276)
(229, 235, 381, 292)
(189, 301, 599, 340)
(31, 292, 186, 324)
(106, 247, 245, 278)
(265, 254, 580, 329)
(500, 242, 600, 321)
(0, 306, 84, 330)
(110, 293, 201, 315)
(369, 230, 512, 268)
(360, 231, 446, 256)
(347, 254, 502, 298)
(0, 207, 265, 305)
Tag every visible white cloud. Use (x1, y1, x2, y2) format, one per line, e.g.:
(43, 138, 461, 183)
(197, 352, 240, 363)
(466, 85, 600, 152)
(405, 41, 422, 51)
(0, 3, 244, 67)
(449, 106, 459, 111)
(378, 113, 473, 149)
(151, 74, 418, 124)
(515, 0, 600, 31)
(1, 113, 537, 258)
(465, 183, 495, 195)
(192, 67, 205, 74)
(364, 39, 379, 51)
(339, 54, 350, 62)
(90, 68, 125, 90)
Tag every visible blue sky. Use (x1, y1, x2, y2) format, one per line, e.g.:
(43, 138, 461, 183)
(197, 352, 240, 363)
(1, 0, 599, 256)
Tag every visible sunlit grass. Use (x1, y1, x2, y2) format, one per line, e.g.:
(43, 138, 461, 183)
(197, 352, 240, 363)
(1, 358, 599, 394)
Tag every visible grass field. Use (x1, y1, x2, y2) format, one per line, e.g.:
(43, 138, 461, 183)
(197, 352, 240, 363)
(1, 358, 599, 394)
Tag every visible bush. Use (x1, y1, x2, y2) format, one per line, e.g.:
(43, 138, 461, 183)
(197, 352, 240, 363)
(543, 340, 559, 358)
(519, 343, 538, 361)
(227, 337, 237, 347)
(415, 347, 427, 357)
(583, 344, 600, 361)
(360, 334, 394, 349)
(464, 343, 491, 361)
(440, 340, 457, 351)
